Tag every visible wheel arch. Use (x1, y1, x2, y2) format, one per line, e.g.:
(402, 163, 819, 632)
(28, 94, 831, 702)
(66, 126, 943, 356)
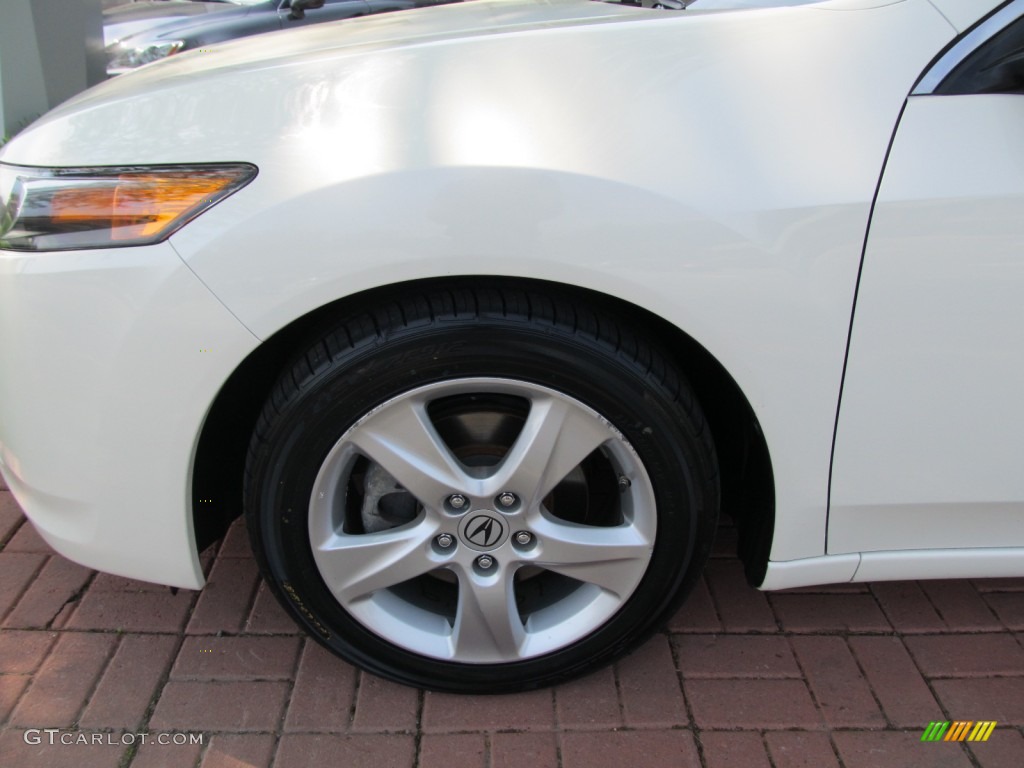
(191, 276, 775, 586)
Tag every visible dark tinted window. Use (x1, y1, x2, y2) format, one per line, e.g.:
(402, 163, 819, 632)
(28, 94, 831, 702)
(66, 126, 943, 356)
(938, 15, 1024, 95)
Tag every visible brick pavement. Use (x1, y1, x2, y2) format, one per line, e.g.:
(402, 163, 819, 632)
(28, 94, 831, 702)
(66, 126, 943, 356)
(1, 477, 1022, 768)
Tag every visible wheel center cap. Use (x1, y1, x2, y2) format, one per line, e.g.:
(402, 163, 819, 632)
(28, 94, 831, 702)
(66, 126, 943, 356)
(458, 512, 508, 552)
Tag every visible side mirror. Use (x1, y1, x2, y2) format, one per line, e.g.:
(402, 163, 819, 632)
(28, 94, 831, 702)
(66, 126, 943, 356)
(289, 0, 326, 20)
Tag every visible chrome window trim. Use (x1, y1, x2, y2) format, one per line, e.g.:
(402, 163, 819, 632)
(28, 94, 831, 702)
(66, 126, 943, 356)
(914, 0, 1024, 95)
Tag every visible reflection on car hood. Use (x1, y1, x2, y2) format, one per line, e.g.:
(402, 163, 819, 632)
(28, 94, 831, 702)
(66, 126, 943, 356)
(103, 1, 237, 46)
(64, 0, 823, 116)
(689, 0, 818, 6)
(82, 0, 637, 88)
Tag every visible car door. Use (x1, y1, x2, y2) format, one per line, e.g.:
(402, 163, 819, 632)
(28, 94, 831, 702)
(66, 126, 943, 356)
(279, 0, 372, 28)
(829, 2, 1024, 556)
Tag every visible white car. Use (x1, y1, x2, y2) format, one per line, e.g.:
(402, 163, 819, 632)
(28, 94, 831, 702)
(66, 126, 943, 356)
(1, 0, 1022, 692)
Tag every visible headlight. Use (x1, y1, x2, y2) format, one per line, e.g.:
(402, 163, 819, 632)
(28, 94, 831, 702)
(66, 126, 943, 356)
(0, 163, 257, 251)
(106, 40, 185, 74)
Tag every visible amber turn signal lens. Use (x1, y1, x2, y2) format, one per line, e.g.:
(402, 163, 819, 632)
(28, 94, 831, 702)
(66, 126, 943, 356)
(0, 163, 257, 251)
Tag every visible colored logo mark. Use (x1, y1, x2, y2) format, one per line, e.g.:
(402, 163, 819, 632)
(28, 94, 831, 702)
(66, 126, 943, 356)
(921, 721, 997, 742)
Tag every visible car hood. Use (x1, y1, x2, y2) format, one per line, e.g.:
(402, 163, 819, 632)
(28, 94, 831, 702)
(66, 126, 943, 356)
(67, 0, 644, 101)
(7, 0, 842, 168)
(83, 0, 821, 91)
(104, 1, 238, 46)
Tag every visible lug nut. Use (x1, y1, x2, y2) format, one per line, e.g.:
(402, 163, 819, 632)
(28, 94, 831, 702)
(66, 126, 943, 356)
(448, 494, 467, 510)
(476, 555, 495, 570)
(514, 531, 532, 546)
(497, 492, 518, 508)
(436, 534, 454, 549)
(618, 476, 631, 490)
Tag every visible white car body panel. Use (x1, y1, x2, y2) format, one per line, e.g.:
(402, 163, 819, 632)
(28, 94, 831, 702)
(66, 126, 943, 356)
(0, 243, 260, 588)
(759, 554, 861, 590)
(2, 0, 1019, 593)
(761, 547, 1024, 590)
(927, 0, 1004, 30)
(175, 0, 954, 567)
(2, 0, 953, 571)
(853, 548, 1024, 581)
(830, 93, 1024, 554)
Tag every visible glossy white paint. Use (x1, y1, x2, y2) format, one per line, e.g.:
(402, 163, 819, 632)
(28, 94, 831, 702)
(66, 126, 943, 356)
(813, 0, 906, 10)
(927, 0, 1004, 30)
(854, 548, 1024, 582)
(760, 554, 860, 590)
(0, 242, 259, 587)
(2, 0, 1017, 592)
(831, 94, 1024, 554)
(7, 0, 951, 571)
(761, 547, 1024, 589)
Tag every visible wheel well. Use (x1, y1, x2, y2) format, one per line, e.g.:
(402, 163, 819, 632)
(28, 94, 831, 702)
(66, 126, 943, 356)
(191, 277, 775, 585)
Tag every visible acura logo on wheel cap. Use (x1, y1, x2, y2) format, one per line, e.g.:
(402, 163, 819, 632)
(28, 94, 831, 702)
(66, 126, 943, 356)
(460, 513, 507, 551)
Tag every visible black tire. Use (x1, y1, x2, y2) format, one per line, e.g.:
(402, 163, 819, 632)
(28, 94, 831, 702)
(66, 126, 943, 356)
(244, 282, 718, 692)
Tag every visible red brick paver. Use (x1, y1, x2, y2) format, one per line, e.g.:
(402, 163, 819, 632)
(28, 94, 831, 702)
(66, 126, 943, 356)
(350, 671, 418, 733)
(667, 574, 720, 633)
(422, 688, 555, 733)
(0, 552, 46, 621)
(79, 634, 178, 730)
(685, 678, 822, 729)
(966, 728, 1024, 768)
(202, 733, 277, 768)
(765, 730, 841, 768)
(617, 633, 687, 728)
(931, 678, 1024, 725)
(491, 732, 560, 768)
(285, 641, 358, 732)
(0, 503, 1022, 768)
(705, 561, 777, 632)
(150, 681, 290, 732)
(0, 494, 25, 544)
(848, 635, 941, 727)
(275, 733, 415, 767)
(419, 733, 487, 768)
(789, 635, 885, 728)
(700, 731, 772, 768)
(674, 634, 800, 678)
(185, 556, 260, 635)
(905, 633, 1024, 678)
(833, 730, 974, 768)
(170, 635, 301, 681)
(561, 730, 701, 768)
(3, 556, 92, 630)
(9, 632, 116, 727)
(66, 576, 194, 633)
(554, 665, 621, 730)
(770, 592, 891, 633)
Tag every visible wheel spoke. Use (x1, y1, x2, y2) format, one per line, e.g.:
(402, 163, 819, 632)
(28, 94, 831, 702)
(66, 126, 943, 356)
(531, 515, 653, 598)
(451, 567, 525, 661)
(315, 520, 439, 603)
(348, 397, 468, 508)
(488, 394, 610, 506)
